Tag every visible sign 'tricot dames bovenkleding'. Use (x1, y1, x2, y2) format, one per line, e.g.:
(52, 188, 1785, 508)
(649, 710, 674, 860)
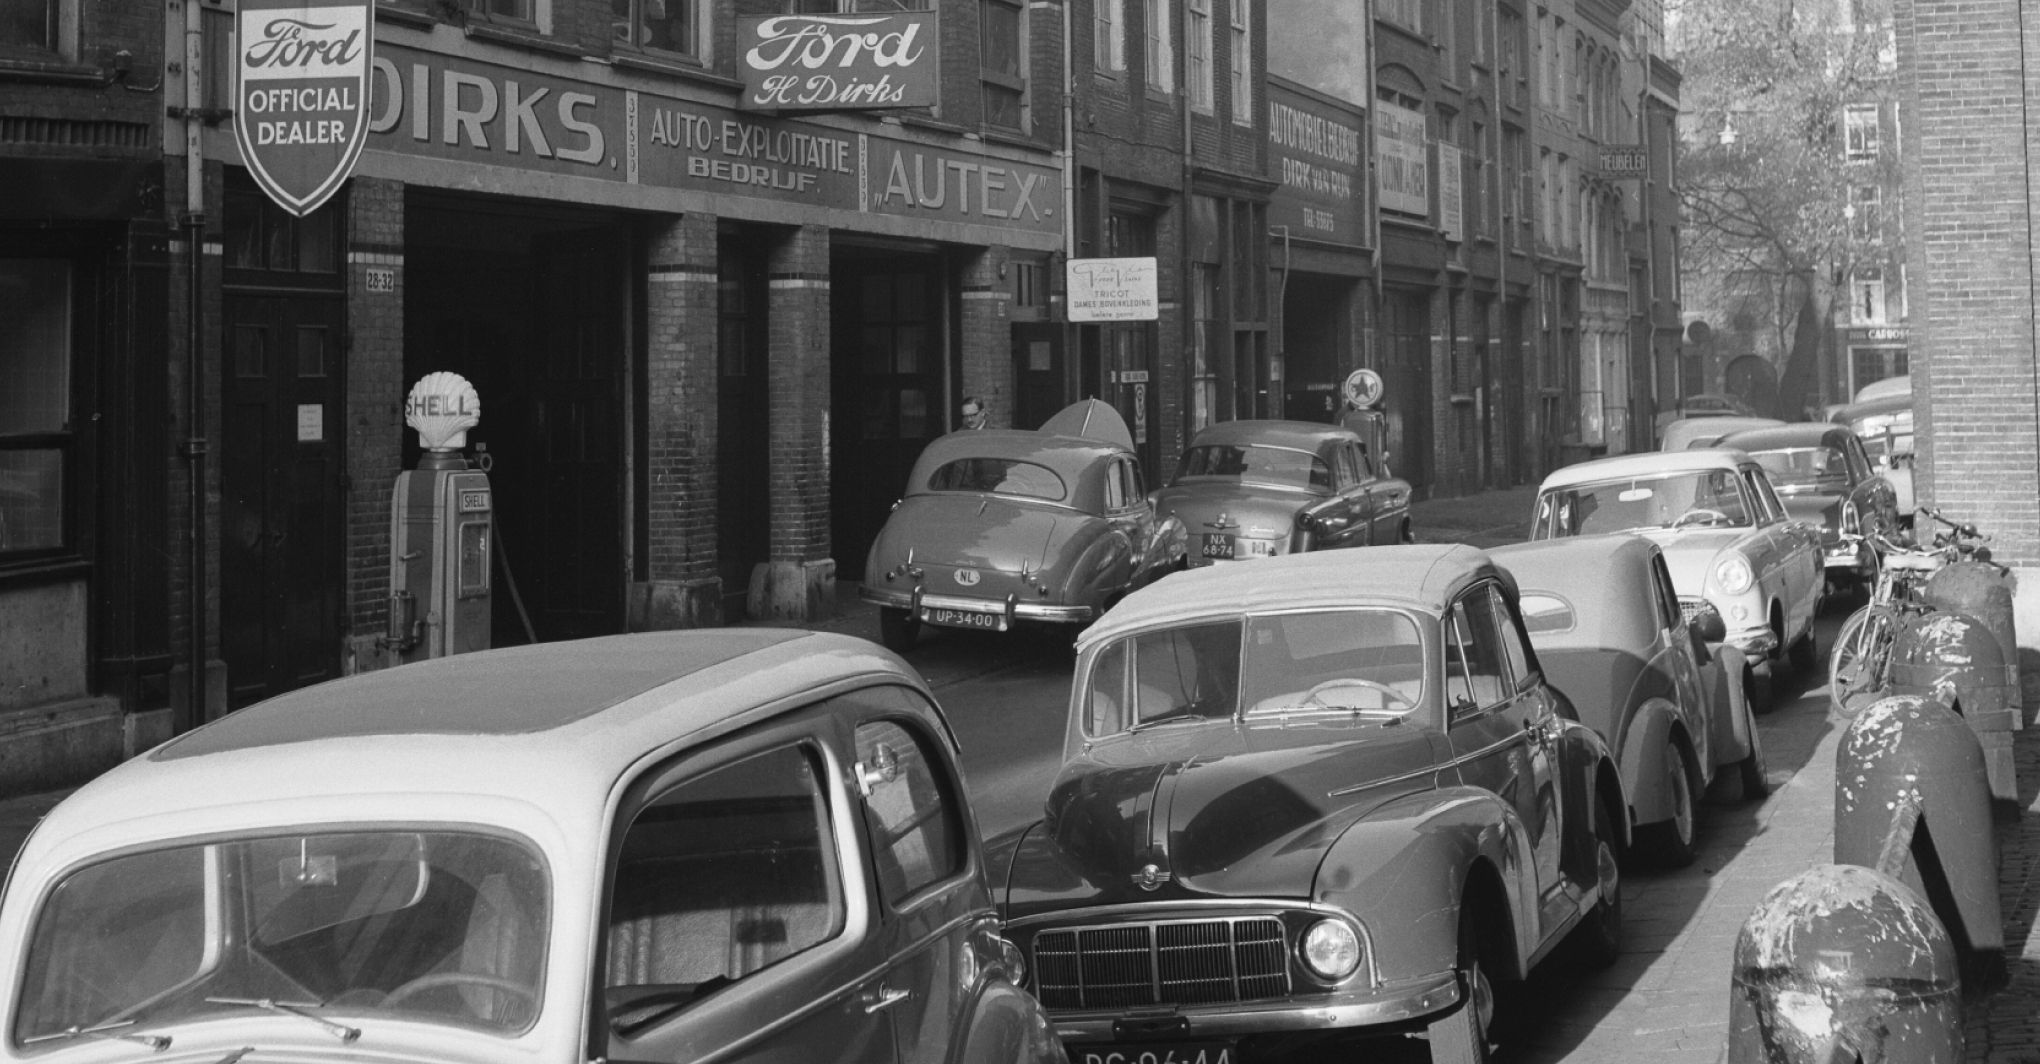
(233, 0, 375, 217)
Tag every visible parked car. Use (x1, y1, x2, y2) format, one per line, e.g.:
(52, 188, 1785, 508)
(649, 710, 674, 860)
(1653, 392, 1759, 440)
(0, 631, 1065, 1064)
(994, 545, 1627, 1063)
(1492, 536, 1769, 868)
(1151, 419, 1413, 567)
(861, 399, 1186, 652)
(1527, 449, 1825, 709)
(1830, 393, 1916, 524)
(1658, 415, 1785, 451)
(1719, 422, 1899, 596)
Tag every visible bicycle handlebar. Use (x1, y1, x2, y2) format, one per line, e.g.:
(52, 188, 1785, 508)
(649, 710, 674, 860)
(1918, 506, 1986, 541)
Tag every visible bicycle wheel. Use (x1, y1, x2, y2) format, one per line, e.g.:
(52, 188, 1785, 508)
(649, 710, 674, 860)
(1829, 605, 1899, 715)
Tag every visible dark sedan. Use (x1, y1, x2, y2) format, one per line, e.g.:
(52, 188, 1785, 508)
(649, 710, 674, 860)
(1152, 419, 1412, 567)
(1720, 421, 1899, 595)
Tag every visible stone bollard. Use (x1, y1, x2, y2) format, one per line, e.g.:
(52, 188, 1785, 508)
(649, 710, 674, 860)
(1729, 865, 1961, 1063)
(1833, 694, 2001, 955)
(1886, 610, 2018, 802)
(1925, 561, 2020, 726)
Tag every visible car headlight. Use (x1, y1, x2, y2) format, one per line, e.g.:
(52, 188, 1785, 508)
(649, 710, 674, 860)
(1299, 918, 1362, 981)
(1715, 554, 1754, 595)
(1841, 500, 1861, 535)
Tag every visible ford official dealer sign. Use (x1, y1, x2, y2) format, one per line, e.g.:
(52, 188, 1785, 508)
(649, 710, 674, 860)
(234, 0, 374, 216)
(738, 12, 939, 112)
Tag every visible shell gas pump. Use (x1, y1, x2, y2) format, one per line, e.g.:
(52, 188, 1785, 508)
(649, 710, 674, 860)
(384, 372, 491, 663)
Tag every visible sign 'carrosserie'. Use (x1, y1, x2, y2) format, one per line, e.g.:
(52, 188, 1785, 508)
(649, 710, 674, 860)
(738, 12, 939, 112)
(234, 0, 374, 217)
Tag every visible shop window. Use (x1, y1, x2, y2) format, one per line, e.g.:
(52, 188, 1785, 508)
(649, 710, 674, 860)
(1228, 0, 1251, 126)
(1187, 0, 1212, 113)
(612, 0, 704, 59)
(225, 187, 339, 276)
(981, 0, 1026, 132)
(0, 260, 71, 556)
(1143, 0, 1171, 92)
(1095, 0, 1122, 77)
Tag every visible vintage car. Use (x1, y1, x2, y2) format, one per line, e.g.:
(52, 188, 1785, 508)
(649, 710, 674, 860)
(994, 545, 1627, 1063)
(0, 631, 1064, 1064)
(1830, 393, 1916, 524)
(1151, 419, 1413, 567)
(1492, 536, 1769, 868)
(1658, 415, 1784, 451)
(1528, 449, 1824, 709)
(1652, 392, 1759, 439)
(1720, 421, 1900, 595)
(861, 400, 1186, 652)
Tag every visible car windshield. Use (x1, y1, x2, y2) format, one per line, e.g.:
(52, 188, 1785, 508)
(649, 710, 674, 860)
(15, 829, 547, 1046)
(1174, 444, 1331, 491)
(925, 457, 1067, 501)
(1533, 470, 1752, 537)
(1081, 609, 1424, 736)
(1750, 446, 1849, 492)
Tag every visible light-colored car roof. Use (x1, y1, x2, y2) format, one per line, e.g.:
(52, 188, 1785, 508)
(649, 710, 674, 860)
(28, 630, 922, 853)
(1490, 535, 1663, 653)
(907, 428, 1126, 495)
(1180, 419, 1362, 452)
(1660, 416, 1785, 450)
(1080, 544, 1491, 647)
(1718, 422, 1853, 453)
(1541, 447, 1752, 491)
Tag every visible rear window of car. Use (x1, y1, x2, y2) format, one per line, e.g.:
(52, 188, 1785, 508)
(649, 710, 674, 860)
(1750, 446, 1849, 492)
(1174, 444, 1331, 491)
(925, 458, 1066, 500)
(1517, 592, 1576, 633)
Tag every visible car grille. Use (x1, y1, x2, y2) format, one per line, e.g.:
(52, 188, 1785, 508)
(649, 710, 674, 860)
(1031, 917, 1290, 1009)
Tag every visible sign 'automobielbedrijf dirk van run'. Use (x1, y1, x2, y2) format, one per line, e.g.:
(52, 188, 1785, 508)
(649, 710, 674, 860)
(233, 0, 375, 217)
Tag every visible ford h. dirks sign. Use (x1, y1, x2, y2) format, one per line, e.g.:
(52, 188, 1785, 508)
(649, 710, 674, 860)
(738, 12, 939, 112)
(233, 0, 374, 217)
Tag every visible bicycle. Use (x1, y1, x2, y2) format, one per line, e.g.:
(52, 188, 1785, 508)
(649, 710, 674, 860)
(1827, 508, 1995, 714)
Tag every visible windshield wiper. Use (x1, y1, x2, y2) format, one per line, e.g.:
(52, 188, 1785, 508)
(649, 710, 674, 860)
(204, 997, 359, 1043)
(21, 1018, 171, 1051)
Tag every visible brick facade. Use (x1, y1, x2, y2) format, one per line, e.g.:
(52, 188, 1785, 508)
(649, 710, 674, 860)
(343, 178, 406, 672)
(754, 225, 836, 620)
(635, 214, 722, 629)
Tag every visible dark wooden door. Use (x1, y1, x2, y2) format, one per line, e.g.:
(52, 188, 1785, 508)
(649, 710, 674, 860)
(831, 258, 944, 581)
(717, 244, 770, 619)
(1012, 322, 1064, 431)
(221, 293, 344, 710)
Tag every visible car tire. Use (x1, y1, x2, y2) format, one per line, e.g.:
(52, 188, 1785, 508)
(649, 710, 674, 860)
(1637, 740, 1698, 868)
(1733, 699, 1771, 800)
(1426, 904, 1495, 1064)
(878, 607, 920, 653)
(1571, 795, 1624, 969)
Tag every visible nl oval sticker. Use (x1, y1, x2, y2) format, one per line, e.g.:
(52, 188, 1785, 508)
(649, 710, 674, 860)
(233, 0, 374, 217)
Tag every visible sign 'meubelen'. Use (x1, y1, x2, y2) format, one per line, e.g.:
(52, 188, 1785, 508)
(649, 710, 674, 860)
(234, 0, 374, 217)
(738, 12, 939, 112)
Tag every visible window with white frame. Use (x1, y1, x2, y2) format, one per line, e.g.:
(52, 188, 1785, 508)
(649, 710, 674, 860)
(1851, 184, 1881, 242)
(982, 0, 1027, 130)
(0, 260, 72, 556)
(612, 0, 705, 58)
(1853, 268, 1886, 323)
(1844, 103, 1879, 160)
(1229, 0, 1251, 125)
(1096, 0, 1123, 77)
(1188, 0, 1213, 113)
(1145, 0, 1172, 92)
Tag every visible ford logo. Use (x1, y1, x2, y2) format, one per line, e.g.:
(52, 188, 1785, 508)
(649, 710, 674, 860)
(954, 569, 980, 586)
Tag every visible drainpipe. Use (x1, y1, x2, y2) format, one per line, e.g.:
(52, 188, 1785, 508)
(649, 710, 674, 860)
(182, 0, 208, 731)
(1060, 0, 1077, 403)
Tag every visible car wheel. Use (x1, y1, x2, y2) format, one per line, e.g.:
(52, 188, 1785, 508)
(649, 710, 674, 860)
(1426, 904, 1495, 1064)
(878, 607, 920, 653)
(1638, 740, 1698, 868)
(1571, 795, 1623, 968)
(1744, 660, 1774, 715)
(1733, 699, 1771, 800)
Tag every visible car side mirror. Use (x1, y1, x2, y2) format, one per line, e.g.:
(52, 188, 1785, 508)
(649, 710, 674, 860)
(1688, 604, 1727, 644)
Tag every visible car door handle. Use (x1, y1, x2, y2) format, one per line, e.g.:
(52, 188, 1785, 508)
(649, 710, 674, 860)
(862, 985, 910, 1014)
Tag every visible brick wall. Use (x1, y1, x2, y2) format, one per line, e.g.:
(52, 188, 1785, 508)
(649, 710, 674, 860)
(766, 225, 832, 565)
(1897, 0, 2040, 567)
(343, 178, 406, 668)
(959, 245, 1014, 426)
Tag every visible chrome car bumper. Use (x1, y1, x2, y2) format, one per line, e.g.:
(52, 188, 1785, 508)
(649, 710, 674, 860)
(1684, 597, 1778, 658)
(857, 584, 1094, 624)
(1050, 971, 1463, 1045)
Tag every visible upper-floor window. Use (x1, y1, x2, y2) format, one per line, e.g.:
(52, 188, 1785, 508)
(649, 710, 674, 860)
(1096, 0, 1123, 77)
(1379, 0, 1422, 34)
(1188, 0, 1213, 112)
(1229, 0, 1251, 126)
(981, 0, 1026, 131)
(613, 0, 705, 59)
(1844, 103, 1879, 160)
(0, 260, 71, 558)
(1853, 268, 1887, 324)
(470, 0, 537, 28)
(0, 0, 62, 59)
(1144, 0, 1173, 92)
(1850, 184, 1881, 242)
